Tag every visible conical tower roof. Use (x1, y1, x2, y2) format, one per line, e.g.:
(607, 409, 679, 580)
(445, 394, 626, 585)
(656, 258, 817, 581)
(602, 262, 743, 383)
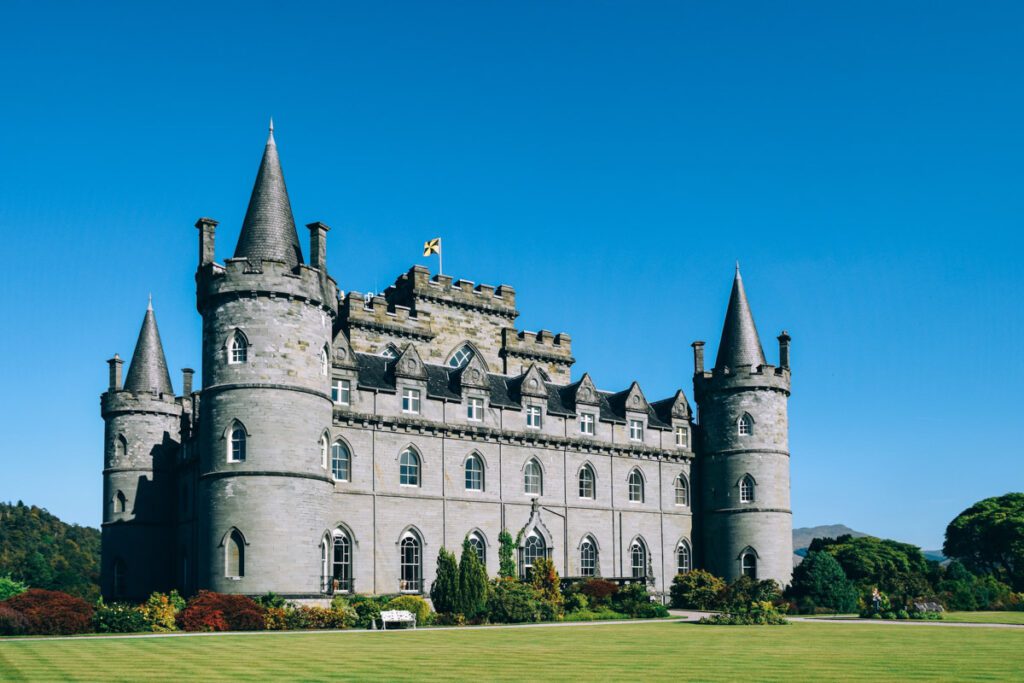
(714, 264, 766, 370)
(123, 297, 174, 395)
(233, 120, 303, 268)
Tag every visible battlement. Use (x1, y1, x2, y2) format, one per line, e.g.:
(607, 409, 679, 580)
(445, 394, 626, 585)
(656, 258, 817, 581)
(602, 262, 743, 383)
(340, 290, 435, 340)
(501, 328, 574, 366)
(195, 257, 338, 315)
(693, 363, 791, 399)
(100, 389, 185, 419)
(384, 266, 518, 318)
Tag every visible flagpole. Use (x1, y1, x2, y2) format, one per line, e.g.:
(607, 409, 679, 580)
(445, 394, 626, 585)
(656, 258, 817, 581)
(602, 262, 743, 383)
(439, 239, 443, 276)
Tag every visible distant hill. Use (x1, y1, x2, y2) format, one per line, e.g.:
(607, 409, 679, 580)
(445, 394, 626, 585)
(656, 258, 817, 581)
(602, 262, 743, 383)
(792, 525, 946, 565)
(0, 501, 100, 600)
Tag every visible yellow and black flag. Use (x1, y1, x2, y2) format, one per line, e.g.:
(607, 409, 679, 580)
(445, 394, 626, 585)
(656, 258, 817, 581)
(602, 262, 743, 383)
(423, 237, 441, 257)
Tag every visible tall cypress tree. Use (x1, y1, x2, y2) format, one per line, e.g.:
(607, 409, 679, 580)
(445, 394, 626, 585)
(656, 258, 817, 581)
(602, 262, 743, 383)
(459, 537, 488, 620)
(498, 529, 516, 579)
(430, 548, 460, 615)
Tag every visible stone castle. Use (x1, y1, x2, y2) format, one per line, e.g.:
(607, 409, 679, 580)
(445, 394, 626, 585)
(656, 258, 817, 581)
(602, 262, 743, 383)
(100, 125, 793, 602)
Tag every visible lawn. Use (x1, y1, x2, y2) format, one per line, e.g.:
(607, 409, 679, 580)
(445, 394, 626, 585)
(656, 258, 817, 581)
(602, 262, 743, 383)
(943, 611, 1024, 625)
(1, 621, 1022, 682)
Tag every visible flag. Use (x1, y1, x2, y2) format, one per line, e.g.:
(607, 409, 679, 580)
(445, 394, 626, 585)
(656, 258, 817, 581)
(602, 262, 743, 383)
(423, 237, 441, 256)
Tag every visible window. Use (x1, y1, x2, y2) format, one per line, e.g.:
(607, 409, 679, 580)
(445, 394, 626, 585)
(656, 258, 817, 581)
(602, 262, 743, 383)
(675, 426, 689, 448)
(741, 551, 757, 578)
(526, 405, 543, 429)
(323, 530, 352, 593)
(400, 448, 420, 486)
(226, 530, 245, 578)
(449, 344, 475, 368)
(630, 539, 648, 579)
(578, 464, 595, 499)
(115, 490, 127, 514)
(381, 344, 399, 359)
(580, 538, 597, 577)
(468, 532, 486, 566)
(740, 475, 755, 503)
(677, 541, 692, 574)
(465, 454, 484, 491)
(229, 332, 248, 364)
(228, 424, 246, 463)
(738, 413, 754, 436)
(320, 434, 329, 469)
(579, 413, 595, 435)
(400, 533, 422, 592)
(115, 434, 127, 459)
(332, 441, 351, 481)
(524, 459, 543, 496)
(674, 475, 689, 506)
(402, 388, 421, 414)
(629, 420, 643, 442)
(628, 469, 644, 503)
(522, 533, 546, 575)
(332, 379, 351, 405)
(112, 558, 127, 597)
(320, 346, 330, 376)
(467, 397, 484, 421)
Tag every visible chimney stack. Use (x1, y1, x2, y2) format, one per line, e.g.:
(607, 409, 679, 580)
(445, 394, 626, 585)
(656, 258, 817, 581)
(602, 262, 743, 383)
(107, 354, 124, 391)
(777, 331, 791, 369)
(182, 368, 194, 395)
(195, 217, 219, 266)
(691, 341, 705, 374)
(306, 222, 329, 272)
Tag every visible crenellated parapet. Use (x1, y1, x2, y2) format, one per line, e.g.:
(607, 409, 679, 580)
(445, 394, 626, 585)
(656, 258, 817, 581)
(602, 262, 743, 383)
(693, 363, 791, 401)
(195, 258, 338, 316)
(385, 265, 518, 318)
(501, 328, 574, 382)
(340, 290, 435, 341)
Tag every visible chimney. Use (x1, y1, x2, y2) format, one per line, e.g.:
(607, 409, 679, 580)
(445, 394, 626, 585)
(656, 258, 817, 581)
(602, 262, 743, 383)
(107, 354, 124, 391)
(182, 368, 194, 395)
(195, 217, 218, 266)
(778, 331, 791, 369)
(691, 341, 705, 374)
(306, 222, 330, 271)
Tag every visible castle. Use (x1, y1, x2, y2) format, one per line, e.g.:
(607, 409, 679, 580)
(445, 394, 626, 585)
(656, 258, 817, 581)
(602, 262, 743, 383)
(100, 125, 793, 602)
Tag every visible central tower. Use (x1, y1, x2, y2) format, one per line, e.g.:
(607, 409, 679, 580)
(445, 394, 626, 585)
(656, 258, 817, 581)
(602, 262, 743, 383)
(194, 124, 339, 596)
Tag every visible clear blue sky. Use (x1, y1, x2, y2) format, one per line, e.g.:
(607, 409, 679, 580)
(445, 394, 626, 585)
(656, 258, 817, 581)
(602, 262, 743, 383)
(1, 1, 1021, 549)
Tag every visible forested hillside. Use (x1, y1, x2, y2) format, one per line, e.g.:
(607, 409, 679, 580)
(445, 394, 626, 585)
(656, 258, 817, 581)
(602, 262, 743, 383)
(0, 501, 100, 600)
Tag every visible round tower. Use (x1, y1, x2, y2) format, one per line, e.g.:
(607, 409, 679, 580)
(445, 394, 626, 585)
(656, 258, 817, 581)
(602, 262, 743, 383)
(100, 300, 181, 600)
(195, 123, 338, 597)
(694, 266, 792, 586)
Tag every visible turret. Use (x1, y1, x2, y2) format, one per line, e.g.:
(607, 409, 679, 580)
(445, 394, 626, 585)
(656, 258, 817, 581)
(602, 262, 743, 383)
(694, 265, 792, 586)
(100, 299, 182, 600)
(194, 122, 339, 597)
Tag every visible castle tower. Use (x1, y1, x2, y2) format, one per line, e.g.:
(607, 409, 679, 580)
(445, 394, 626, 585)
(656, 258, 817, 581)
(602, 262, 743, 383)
(194, 123, 339, 596)
(694, 266, 792, 585)
(100, 299, 181, 599)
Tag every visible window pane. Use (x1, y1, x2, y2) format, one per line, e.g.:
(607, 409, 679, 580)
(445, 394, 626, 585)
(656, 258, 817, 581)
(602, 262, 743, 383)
(332, 442, 350, 481)
(401, 536, 421, 592)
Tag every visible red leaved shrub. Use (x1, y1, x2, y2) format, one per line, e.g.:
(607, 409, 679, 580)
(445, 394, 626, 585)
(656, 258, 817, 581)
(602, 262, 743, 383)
(3, 589, 94, 635)
(581, 579, 620, 606)
(179, 591, 264, 632)
(0, 604, 30, 635)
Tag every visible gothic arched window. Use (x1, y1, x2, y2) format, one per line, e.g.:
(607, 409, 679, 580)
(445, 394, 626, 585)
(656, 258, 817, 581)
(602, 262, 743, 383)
(226, 529, 245, 578)
(524, 459, 543, 496)
(332, 441, 351, 482)
(580, 537, 598, 577)
(400, 531, 422, 593)
(229, 332, 248, 364)
(738, 412, 754, 436)
(322, 529, 352, 593)
(741, 550, 757, 578)
(628, 469, 645, 503)
(674, 475, 689, 506)
(115, 490, 127, 514)
(677, 540, 692, 574)
(578, 464, 595, 499)
(468, 531, 486, 566)
(228, 423, 247, 463)
(400, 448, 420, 487)
(523, 532, 546, 575)
(465, 453, 484, 491)
(448, 344, 475, 368)
(320, 346, 330, 376)
(740, 475, 756, 503)
(630, 539, 648, 579)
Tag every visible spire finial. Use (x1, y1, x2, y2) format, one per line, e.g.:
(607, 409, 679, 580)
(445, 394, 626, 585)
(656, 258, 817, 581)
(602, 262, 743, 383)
(735, 260, 741, 277)
(147, 293, 153, 311)
(267, 117, 275, 144)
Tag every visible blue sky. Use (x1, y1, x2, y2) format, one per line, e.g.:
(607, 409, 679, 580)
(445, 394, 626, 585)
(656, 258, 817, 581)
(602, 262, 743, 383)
(1, 1, 1021, 549)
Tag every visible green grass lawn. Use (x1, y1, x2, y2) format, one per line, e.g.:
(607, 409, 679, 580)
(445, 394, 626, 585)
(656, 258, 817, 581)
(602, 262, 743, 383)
(1, 621, 1022, 682)
(943, 611, 1024, 625)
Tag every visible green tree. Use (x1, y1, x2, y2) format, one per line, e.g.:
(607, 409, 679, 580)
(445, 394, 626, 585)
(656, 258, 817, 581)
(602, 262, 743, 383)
(0, 575, 28, 601)
(529, 557, 563, 617)
(669, 570, 725, 610)
(458, 538, 488, 620)
(944, 493, 1024, 591)
(787, 550, 858, 613)
(429, 548, 460, 615)
(498, 529, 516, 579)
(808, 534, 931, 600)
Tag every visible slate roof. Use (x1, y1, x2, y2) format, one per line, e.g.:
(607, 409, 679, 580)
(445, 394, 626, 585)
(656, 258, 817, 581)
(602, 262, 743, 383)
(714, 265, 766, 370)
(123, 300, 174, 395)
(233, 123, 304, 268)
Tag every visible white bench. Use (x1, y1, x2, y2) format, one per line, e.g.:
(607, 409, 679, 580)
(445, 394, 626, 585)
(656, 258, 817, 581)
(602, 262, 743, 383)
(379, 609, 417, 630)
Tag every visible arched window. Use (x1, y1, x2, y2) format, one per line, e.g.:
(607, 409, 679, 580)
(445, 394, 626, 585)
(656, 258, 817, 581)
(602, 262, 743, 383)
(630, 539, 648, 579)
(740, 475, 755, 503)
(578, 464, 595, 499)
(522, 532, 546, 575)
(323, 529, 352, 593)
(320, 434, 329, 469)
(738, 412, 754, 436)
(399, 448, 420, 486)
(332, 441, 351, 482)
(580, 537, 598, 577)
(400, 532, 422, 593)
(465, 453, 484, 491)
(229, 332, 248, 364)
(741, 550, 757, 578)
(677, 540, 692, 574)
(226, 529, 245, 578)
(674, 475, 689, 506)
(524, 459, 543, 496)
(228, 423, 246, 463)
(448, 344, 475, 368)
(628, 469, 645, 503)
(468, 532, 486, 566)
(114, 434, 127, 459)
(112, 558, 127, 597)
(320, 346, 330, 376)
(381, 344, 399, 359)
(115, 490, 127, 514)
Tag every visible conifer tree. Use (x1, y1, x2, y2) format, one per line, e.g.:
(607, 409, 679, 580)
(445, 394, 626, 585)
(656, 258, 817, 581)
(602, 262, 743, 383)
(459, 537, 488, 620)
(498, 529, 516, 579)
(430, 548, 460, 615)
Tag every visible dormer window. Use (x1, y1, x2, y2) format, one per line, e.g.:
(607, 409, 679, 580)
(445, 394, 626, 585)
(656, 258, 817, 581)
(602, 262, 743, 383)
(526, 405, 543, 429)
(675, 426, 689, 448)
(467, 397, 484, 421)
(228, 332, 248, 364)
(381, 344, 399, 359)
(448, 344, 475, 368)
(579, 413, 595, 436)
(629, 420, 644, 442)
(402, 388, 421, 414)
(332, 379, 351, 405)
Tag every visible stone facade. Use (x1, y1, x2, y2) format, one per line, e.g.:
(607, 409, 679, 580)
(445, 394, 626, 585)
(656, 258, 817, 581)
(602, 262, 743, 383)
(100, 128, 793, 603)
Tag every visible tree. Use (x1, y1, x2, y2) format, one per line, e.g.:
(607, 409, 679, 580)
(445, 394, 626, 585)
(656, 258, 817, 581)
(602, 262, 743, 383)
(944, 493, 1024, 591)
(498, 529, 516, 579)
(458, 538, 488, 620)
(669, 569, 725, 610)
(529, 557, 563, 616)
(787, 550, 858, 613)
(429, 548, 460, 615)
(0, 576, 28, 602)
(808, 534, 931, 600)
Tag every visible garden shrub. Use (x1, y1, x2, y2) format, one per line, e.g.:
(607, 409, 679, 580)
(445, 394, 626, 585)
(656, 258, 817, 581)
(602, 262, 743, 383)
(529, 558, 563, 617)
(93, 600, 149, 633)
(353, 601, 381, 629)
(179, 591, 264, 632)
(264, 606, 289, 630)
(383, 595, 431, 625)
(564, 592, 588, 612)
(430, 548, 460, 615)
(786, 551, 858, 613)
(0, 605, 29, 635)
(722, 576, 782, 611)
(254, 592, 287, 610)
(140, 591, 183, 632)
(3, 589, 94, 635)
(498, 530, 516, 579)
(611, 582, 665, 618)
(459, 538, 489, 621)
(580, 578, 619, 607)
(699, 601, 788, 625)
(487, 579, 540, 623)
(669, 570, 726, 610)
(284, 605, 353, 629)
(0, 576, 28, 602)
